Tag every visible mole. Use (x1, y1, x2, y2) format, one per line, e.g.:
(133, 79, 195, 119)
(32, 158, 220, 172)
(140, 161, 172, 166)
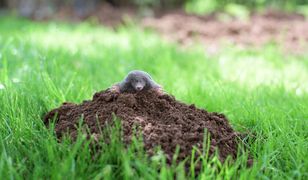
(109, 70, 164, 95)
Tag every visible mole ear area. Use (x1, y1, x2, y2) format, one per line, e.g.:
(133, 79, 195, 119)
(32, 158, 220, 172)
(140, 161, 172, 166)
(148, 79, 162, 89)
(116, 79, 130, 93)
(121, 76, 128, 85)
(143, 71, 153, 80)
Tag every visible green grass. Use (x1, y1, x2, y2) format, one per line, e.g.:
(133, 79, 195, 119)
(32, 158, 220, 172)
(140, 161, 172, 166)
(184, 0, 308, 15)
(0, 16, 307, 179)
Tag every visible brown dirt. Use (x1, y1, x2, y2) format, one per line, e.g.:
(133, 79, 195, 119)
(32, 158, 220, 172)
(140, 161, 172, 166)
(142, 10, 308, 54)
(44, 89, 251, 165)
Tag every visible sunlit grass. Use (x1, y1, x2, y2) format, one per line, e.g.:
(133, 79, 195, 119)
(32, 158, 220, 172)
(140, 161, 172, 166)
(0, 16, 307, 179)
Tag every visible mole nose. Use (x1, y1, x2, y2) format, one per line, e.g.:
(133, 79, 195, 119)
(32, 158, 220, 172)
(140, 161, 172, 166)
(136, 86, 143, 91)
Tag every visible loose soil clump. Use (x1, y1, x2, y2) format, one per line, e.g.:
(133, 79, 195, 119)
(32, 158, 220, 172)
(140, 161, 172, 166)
(44, 89, 249, 164)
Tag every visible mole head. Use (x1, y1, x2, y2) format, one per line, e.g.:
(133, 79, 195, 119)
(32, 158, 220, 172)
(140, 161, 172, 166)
(127, 71, 147, 92)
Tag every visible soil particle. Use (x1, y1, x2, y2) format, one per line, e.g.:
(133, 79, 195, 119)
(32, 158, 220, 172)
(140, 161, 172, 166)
(44, 89, 250, 164)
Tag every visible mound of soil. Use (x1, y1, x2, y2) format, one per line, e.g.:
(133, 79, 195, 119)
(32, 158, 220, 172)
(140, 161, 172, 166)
(44, 89, 249, 164)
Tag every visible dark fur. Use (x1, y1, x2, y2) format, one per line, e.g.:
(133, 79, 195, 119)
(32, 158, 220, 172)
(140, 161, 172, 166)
(115, 70, 161, 93)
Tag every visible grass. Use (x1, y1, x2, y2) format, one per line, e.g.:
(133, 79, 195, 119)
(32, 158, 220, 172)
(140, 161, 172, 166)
(0, 16, 307, 179)
(184, 0, 308, 15)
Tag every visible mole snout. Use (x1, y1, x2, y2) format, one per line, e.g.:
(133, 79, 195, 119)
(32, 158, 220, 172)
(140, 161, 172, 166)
(130, 75, 146, 91)
(135, 84, 144, 91)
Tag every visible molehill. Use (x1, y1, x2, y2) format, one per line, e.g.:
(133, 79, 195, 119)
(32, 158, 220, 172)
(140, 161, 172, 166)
(44, 89, 248, 163)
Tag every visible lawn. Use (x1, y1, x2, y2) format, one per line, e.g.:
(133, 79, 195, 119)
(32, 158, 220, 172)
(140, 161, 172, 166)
(0, 17, 307, 179)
